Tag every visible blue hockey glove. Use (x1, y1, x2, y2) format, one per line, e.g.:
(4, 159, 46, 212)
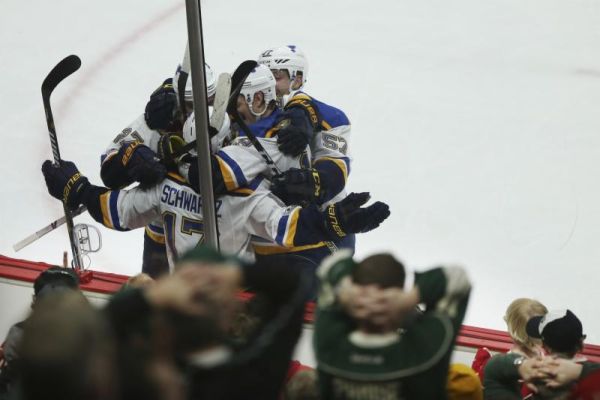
(275, 108, 313, 157)
(144, 78, 182, 132)
(42, 160, 90, 210)
(324, 192, 390, 238)
(121, 141, 167, 188)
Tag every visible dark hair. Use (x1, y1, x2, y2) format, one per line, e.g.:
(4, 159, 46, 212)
(352, 254, 405, 289)
(34, 267, 79, 296)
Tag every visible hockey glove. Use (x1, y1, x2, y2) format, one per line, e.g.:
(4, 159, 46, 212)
(121, 141, 167, 188)
(275, 108, 313, 157)
(144, 78, 182, 132)
(271, 168, 323, 206)
(42, 160, 90, 210)
(157, 133, 187, 170)
(324, 192, 390, 238)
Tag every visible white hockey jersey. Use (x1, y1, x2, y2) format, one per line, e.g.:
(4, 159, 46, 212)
(96, 173, 312, 269)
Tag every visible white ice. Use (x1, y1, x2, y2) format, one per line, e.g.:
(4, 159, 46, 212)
(1, 0, 600, 343)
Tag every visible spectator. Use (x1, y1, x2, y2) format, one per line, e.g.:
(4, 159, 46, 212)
(17, 290, 116, 400)
(0, 267, 80, 398)
(472, 297, 547, 395)
(483, 309, 600, 399)
(313, 251, 472, 399)
(105, 245, 309, 400)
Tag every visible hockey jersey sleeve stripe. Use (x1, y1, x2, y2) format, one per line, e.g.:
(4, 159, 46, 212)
(99, 191, 127, 231)
(253, 241, 326, 255)
(265, 127, 278, 139)
(215, 153, 247, 191)
(316, 156, 350, 182)
(166, 172, 188, 185)
(145, 226, 166, 244)
(100, 192, 114, 229)
(275, 207, 301, 246)
(284, 209, 300, 247)
(100, 150, 118, 166)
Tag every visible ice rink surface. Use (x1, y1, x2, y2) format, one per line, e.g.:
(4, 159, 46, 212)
(1, 0, 600, 342)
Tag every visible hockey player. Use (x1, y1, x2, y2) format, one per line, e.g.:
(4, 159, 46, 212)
(40, 159, 390, 293)
(99, 63, 218, 277)
(257, 45, 354, 246)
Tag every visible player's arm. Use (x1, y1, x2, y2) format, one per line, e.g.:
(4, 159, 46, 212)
(245, 189, 390, 248)
(42, 160, 161, 231)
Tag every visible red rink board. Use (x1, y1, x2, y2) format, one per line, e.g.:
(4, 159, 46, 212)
(1, 254, 598, 362)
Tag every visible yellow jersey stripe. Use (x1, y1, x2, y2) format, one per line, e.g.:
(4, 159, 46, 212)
(253, 242, 327, 255)
(100, 192, 114, 229)
(167, 172, 187, 184)
(216, 156, 237, 191)
(283, 208, 300, 247)
(321, 120, 332, 130)
(145, 226, 166, 244)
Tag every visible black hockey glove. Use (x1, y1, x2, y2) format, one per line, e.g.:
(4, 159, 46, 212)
(157, 133, 187, 170)
(121, 141, 167, 188)
(42, 160, 90, 210)
(275, 108, 313, 157)
(271, 168, 323, 206)
(323, 192, 390, 239)
(144, 78, 182, 132)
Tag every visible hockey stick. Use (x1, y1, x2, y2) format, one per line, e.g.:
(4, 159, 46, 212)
(177, 43, 191, 123)
(13, 205, 87, 252)
(41, 54, 84, 270)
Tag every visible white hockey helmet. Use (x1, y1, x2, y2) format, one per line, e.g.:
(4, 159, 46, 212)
(240, 64, 277, 117)
(173, 63, 217, 105)
(182, 108, 231, 154)
(257, 45, 308, 90)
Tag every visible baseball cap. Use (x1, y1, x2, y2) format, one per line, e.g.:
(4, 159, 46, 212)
(526, 309, 584, 353)
(34, 267, 80, 298)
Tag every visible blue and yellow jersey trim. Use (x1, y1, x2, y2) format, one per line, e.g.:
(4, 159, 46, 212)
(253, 241, 327, 255)
(287, 92, 350, 131)
(99, 191, 128, 231)
(215, 151, 247, 191)
(274, 207, 302, 247)
(226, 176, 265, 197)
(144, 224, 165, 244)
(315, 156, 351, 183)
(166, 171, 190, 187)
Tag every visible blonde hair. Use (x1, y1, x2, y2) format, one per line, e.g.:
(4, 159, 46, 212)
(504, 298, 548, 353)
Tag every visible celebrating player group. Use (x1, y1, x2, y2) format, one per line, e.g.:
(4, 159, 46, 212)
(41, 45, 391, 297)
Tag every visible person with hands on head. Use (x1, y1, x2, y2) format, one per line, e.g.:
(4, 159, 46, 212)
(314, 252, 472, 399)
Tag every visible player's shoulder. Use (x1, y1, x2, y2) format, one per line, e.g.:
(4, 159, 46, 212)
(291, 91, 350, 128)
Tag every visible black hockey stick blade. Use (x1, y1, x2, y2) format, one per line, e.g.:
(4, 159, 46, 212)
(227, 60, 258, 114)
(41, 55, 81, 100)
(42, 55, 81, 162)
